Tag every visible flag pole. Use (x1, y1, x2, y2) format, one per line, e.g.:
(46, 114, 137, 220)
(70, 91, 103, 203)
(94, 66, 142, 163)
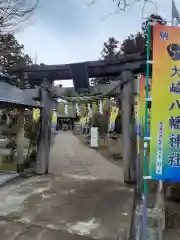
(172, 0, 180, 26)
(142, 22, 151, 240)
(172, 0, 174, 26)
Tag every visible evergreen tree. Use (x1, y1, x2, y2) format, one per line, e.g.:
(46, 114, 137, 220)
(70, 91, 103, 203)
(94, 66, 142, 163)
(92, 37, 120, 85)
(0, 34, 32, 71)
(0, 33, 32, 87)
(101, 37, 119, 61)
(121, 14, 167, 55)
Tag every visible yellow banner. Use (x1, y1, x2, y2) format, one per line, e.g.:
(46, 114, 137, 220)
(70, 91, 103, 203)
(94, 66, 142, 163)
(52, 110, 57, 125)
(92, 102, 98, 113)
(33, 108, 40, 121)
(80, 116, 87, 124)
(108, 106, 119, 131)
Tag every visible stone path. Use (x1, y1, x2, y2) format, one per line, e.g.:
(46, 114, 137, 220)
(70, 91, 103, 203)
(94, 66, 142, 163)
(0, 131, 134, 240)
(49, 131, 124, 182)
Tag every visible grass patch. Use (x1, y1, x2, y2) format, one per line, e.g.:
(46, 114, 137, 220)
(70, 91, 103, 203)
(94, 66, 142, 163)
(0, 155, 16, 171)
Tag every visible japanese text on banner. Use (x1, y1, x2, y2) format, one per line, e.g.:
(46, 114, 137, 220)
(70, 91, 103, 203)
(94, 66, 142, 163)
(150, 24, 180, 181)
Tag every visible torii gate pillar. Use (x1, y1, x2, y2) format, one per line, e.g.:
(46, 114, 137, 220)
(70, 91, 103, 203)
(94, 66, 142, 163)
(121, 71, 136, 184)
(36, 79, 53, 175)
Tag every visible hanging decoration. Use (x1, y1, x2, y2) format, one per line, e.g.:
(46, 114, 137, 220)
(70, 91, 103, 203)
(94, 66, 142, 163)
(87, 103, 92, 117)
(76, 103, 80, 116)
(99, 100, 103, 114)
(64, 103, 68, 115)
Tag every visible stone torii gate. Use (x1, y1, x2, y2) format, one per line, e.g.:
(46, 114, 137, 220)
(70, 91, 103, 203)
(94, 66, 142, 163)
(11, 52, 146, 184)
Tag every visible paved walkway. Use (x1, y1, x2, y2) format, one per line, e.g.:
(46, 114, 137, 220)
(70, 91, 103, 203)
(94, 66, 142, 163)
(49, 131, 124, 182)
(0, 131, 134, 240)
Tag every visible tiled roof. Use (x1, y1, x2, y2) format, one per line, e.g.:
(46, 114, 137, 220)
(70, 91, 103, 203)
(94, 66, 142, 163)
(0, 82, 41, 107)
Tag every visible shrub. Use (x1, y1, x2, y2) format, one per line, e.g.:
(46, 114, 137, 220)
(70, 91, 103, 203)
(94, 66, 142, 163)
(91, 112, 109, 136)
(2, 125, 18, 161)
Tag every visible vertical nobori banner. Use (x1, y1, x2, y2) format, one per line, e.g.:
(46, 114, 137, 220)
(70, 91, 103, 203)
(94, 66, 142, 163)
(33, 108, 40, 121)
(139, 76, 145, 137)
(134, 95, 140, 135)
(150, 24, 180, 181)
(108, 105, 119, 132)
(51, 110, 57, 130)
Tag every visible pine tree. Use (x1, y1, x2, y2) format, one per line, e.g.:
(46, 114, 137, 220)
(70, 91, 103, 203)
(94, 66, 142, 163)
(101, 37, 119, 62)
(0, 33, 32, 87)
(91, 37, 119, 85)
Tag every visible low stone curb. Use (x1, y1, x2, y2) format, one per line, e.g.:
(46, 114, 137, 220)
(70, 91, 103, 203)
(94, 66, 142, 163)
(0, 172, 19, 187)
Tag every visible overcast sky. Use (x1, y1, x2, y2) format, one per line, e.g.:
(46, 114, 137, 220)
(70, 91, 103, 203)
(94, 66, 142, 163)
(15, 0, 180, 87)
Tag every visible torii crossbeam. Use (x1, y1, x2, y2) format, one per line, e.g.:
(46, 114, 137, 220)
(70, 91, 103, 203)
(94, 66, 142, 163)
(10, 53, 146, 85)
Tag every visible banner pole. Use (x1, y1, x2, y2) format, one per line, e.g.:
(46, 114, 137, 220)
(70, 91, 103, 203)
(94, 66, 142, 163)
(143, 23, 151, 240)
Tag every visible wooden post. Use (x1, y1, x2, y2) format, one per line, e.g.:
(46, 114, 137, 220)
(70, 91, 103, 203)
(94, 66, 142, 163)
(36, 79, 53, 174)
(16, 72, 27, 174)
(16, 107, 25, 174)
(121, 71, 136, 184)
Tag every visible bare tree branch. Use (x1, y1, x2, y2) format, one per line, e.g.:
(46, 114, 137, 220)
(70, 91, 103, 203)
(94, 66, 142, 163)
(0, 0, 38, 32)
(141, 0, 160, 19)
(87, 0, 96, 6)
(88, 0, 158, 13)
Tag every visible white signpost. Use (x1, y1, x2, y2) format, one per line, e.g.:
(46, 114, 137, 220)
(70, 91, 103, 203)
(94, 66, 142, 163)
(90, 127, 99, 148)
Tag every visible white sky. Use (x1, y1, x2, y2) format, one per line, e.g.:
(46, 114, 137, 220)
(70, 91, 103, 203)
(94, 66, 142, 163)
(15, 0, 180, 87)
